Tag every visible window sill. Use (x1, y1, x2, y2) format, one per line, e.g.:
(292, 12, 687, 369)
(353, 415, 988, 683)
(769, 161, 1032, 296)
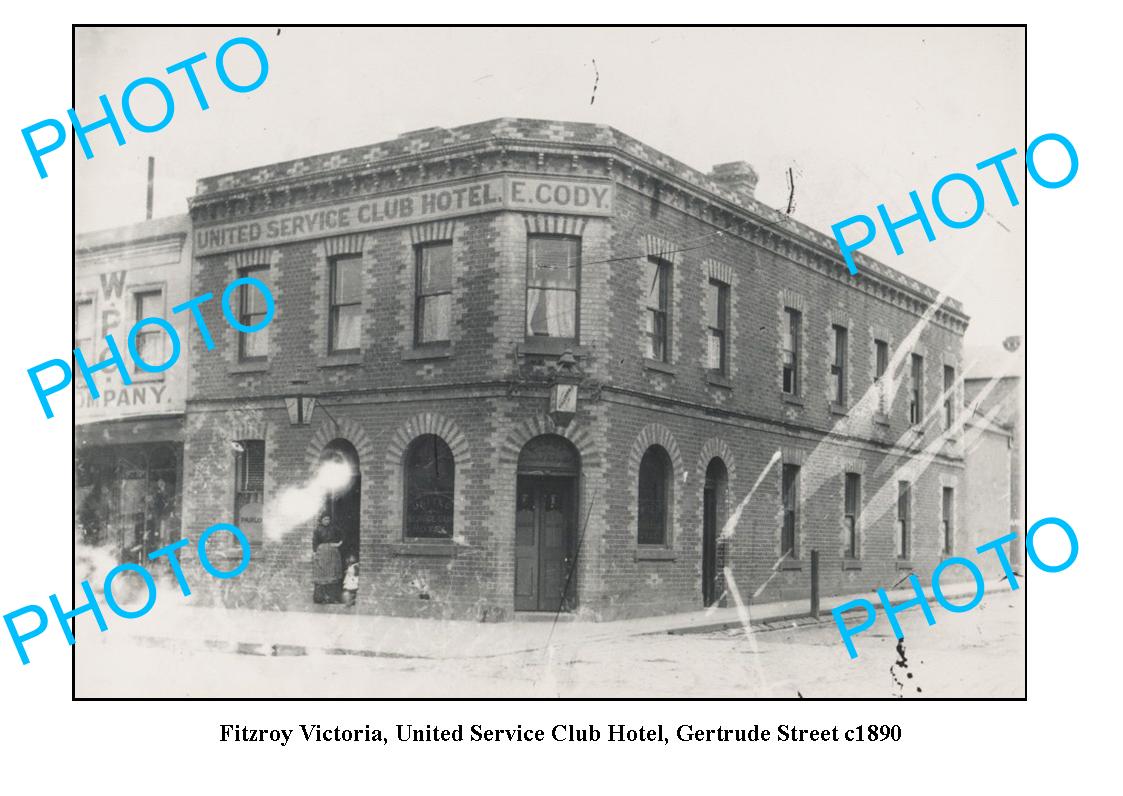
(781, 393, 804, 407)
(391, 541, 457, 557)
(517, 338, 584, 357)
(402, 345, 452, 362)
(705, 371, 732, 389)
(643, 358, 677, 376)
(635, 547, 676, 561)
(830, 402, 848, 416)
(895, 560, 915, 570)
(318, 351, 363, 368)
(842, 560, 862, 571)
(228, 360, 269, 374)
(779, 558, 804, 571)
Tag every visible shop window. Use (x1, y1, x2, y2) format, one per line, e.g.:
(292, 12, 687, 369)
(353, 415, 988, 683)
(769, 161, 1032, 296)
(415, 242, 452, 345)
(844, 472, 861, 559)
(782, 464, 800, 557)
(526, 235, 579, 340)
(237, 265, 270, 361)
(404, 434, 455, 539)
(782, 308, 801, 395)
(329, 255, 362, 353)
(644, 256, 671, 361)
(234, 440, 265, 546)
(133, 290, 164, 372)
(831, 325, 848, 405)
(637, 445, 672, 546)
(706, 279, 729, 375)
(909, 353, 924, 425)
(75, 298, 95, 362)
(897, 480, 911, 559)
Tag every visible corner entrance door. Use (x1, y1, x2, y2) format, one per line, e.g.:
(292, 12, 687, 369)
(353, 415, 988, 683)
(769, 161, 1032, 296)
(515, 475, 575, 612)
(702, 482, 718, 607)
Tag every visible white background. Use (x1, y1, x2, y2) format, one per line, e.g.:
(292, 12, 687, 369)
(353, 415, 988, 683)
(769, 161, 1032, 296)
(0, 4, 1108, 792)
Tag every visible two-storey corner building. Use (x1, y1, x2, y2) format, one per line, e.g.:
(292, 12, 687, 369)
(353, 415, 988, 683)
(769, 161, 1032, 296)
(75, 215, 192, 565)
(181, 118, 970, 621)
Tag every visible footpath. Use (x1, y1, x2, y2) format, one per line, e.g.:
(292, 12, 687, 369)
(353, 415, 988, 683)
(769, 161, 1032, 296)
(100, 575, 1021, 661)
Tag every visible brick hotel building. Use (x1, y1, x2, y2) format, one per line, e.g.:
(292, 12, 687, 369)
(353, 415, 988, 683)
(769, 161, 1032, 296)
(148, 118, 969, 621)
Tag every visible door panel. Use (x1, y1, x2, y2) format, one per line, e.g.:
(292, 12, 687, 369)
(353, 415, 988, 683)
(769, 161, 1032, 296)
(514, 482, 538, 610)
(538, 482, 571, 612)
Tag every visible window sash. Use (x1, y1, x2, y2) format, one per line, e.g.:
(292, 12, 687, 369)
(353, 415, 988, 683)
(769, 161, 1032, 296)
(707, 280, 728, 373)
(781, 465, 800, 556)
(897, 481, 910, 558)
(637, 450, 669, 546)
(415, 243, 453, 345)
(942, 487, 954, 552)
(237, 267, 269, 361)
(875, 340, 889, 379)
(782, 309, 801, 394)
(910, 354, 924, 423)
(644, 258, 670, 360)
(832, 326, 847, 404)
(943, 365, 956, 429)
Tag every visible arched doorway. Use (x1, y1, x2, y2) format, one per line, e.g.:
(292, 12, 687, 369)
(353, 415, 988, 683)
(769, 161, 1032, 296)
(316, 439, 361, 603)
(515, 434, 580, 612)
(702, 457, 728, 607)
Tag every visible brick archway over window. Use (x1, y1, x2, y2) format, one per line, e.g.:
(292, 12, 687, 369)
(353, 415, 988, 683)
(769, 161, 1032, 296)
(696, 438, 738, 487)
(384, 412, 472, 469)
(627, 423, 684, 481)
(304, 416, 377, 472)
(498, 415, 601, 471)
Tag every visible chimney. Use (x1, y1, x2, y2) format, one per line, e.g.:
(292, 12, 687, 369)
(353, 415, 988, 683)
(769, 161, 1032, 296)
(146, 156, 155, 220)
(709, 161, 759, 203)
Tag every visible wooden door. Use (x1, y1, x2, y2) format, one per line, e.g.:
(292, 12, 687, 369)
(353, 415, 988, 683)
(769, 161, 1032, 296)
(514, 476, 575, 611)
(703, 484, 717, 607)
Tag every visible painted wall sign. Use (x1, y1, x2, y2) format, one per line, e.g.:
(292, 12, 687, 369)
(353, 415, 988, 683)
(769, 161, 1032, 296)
(194, 175, 615, 255)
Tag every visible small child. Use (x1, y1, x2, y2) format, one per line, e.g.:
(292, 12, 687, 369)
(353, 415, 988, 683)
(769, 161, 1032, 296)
(342, 555, 359, 607)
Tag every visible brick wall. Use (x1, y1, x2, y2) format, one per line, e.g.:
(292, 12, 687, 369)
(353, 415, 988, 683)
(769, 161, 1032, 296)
(181, 118, 969, 621)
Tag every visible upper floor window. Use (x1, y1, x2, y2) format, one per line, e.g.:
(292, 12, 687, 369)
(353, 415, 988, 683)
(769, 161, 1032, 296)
(133, 289, 164, 372)
(706, 279, 729, 375)
(404, 434, 455, 539)
(234, 440, 265, 546)
(844, 472, 860, 559)
(329, 255, 362, 353)
(897, 480, 911, 559)
(942, 486, 955, 554)
(644, 256, 671, 362)
(943, 365, 956, 430)
(831, 325, 848, 405)
(415, 242, 453, 345)
(909, 354, 924, 425)
(526, 235, 579, 340)
(637, 445, 672, 546)
(237, 265, 270, 361)
(782, 308, 801, 395)
(75, 298, 94, 361)
(874, 339, 889, 381)
(781, 464, 800, 557)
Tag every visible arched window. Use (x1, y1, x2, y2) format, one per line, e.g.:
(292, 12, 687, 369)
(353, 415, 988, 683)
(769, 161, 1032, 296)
(404, 434, 455, 539)
(637, 445, 672, 546)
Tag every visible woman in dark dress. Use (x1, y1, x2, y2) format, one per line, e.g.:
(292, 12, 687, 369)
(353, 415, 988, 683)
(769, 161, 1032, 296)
(312, 514, 343, 604)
